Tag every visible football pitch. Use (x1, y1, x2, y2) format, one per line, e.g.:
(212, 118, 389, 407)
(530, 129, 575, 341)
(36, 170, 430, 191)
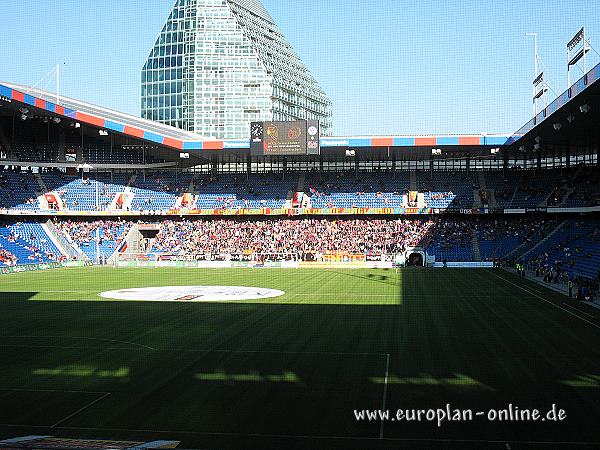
(1, 267, 600, 449)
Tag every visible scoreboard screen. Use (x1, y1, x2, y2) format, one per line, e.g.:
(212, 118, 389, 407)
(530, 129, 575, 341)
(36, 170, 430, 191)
(250, 120, 320, 156)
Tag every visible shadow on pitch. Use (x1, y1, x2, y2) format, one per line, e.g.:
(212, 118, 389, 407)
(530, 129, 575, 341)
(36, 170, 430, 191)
(0, 292, 38, 302)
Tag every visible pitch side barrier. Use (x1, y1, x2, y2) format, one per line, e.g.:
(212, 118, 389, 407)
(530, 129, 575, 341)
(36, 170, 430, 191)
(2, 205, 600, 217)
(0, 260, 90, 275)
(113, 259, 493, 269)
(114, 252, 399, 269)
(432, 262, 494, 268)
(114, 253, 489, 269)
(114, 259, 397, 269)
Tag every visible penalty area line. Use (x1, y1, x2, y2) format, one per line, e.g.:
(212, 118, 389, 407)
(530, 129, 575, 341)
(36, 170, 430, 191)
(0, 344, 148, 351)
(2, 335, 156, 351)
(379, 353, 390, 440)
(160, 348, 390, 357)
(0, 388, 108, 395)
(51, 392, 111, 428)
(0, 342, 387, 357)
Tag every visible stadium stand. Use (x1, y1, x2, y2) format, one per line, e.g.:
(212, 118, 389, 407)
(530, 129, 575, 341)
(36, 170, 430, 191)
(0, 222, 61, 265)
(417, 171, 477, 209)
(34, 216, 551, 264)
(306, 170, 406, 209)
(193, 172, 297, 209)
(130, 171, 191, 211)
(563, 167, 600, 207)
(0, 170, 40, 210)
(54, 220, 131, 261)
(1, 167, 598, 213)
(477, 218, 551, 261)
(150, 217, 431, 256)
(484, 171, 521, 208)
(526, 220, 600, 281)
(1, 84, 599, 286)
(9, 143, 60, 162)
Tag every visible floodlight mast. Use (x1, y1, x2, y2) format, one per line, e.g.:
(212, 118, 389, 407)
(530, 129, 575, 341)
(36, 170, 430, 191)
(526, 33, 539, 77)
(56, 64, 60, 106)
(567, 27, 591, 89)
(526, 33, 547, 117)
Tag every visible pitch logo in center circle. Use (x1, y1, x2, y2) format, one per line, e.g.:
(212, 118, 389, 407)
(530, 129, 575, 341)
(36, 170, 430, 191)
(99, 286, 285, 302)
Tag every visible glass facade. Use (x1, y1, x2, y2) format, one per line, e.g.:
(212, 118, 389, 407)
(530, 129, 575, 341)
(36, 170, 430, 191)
(141, 0, 333, 139)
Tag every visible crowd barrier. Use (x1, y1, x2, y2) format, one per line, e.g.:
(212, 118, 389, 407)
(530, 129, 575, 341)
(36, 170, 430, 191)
(0, 260, 89, 275)
(113, 260, 404, 269)
(432, 262, 494, 268)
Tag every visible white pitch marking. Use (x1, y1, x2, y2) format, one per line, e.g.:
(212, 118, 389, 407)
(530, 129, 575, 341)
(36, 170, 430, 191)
(562, 303, 595, 318)
(158, 348, 389, 357)
(0, 388, 108, 394)
(0, 344, 144, 351)
(51, 392, 111, 428)
(2, 335, 155, 351)
(379, 353, 390, 439)
(488, 271, 600, 331)
(0, 342, 387, 357)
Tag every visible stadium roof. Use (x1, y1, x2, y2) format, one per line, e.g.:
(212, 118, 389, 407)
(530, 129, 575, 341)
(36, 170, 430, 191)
(507, 61, 600, 145)
(0, 81, 207, 147)
(0, 81, 512, 152)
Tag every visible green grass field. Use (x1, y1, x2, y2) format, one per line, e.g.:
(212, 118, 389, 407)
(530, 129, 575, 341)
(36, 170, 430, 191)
(1, 267, 600, 449)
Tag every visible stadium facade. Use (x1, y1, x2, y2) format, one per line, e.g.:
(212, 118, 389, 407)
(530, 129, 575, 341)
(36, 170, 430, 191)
(140, 0, 333, 139)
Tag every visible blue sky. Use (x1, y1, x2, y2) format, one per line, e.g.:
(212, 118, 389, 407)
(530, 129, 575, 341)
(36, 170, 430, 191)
(1, 0, 598, 136)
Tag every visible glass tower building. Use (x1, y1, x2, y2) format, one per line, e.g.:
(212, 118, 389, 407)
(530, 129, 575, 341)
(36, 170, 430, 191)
(141, 0, 333, 139)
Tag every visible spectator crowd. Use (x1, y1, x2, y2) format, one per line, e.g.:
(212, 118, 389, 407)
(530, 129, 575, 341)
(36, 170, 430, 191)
(54, 220, 130, 252)
(0, 248, 17, 266)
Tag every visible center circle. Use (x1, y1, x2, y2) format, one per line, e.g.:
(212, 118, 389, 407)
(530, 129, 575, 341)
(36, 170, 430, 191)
(99, 286, 286, 302)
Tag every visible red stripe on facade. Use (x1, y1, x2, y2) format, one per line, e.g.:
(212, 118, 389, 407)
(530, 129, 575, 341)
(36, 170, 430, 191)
(415, 137, 437, 146)
(203, 141, 224, 150)
(76, 112, 105, 128)
(123, 126, 145, 139)
(458, 136, 481, 146)
(35, 98, 46, 109)
(371, 137, 393, 147)
(12, 90, 24, 102)
(163, 137, 184, 149)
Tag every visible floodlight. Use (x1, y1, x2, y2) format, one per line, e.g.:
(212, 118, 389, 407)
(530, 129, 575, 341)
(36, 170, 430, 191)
(580, 104, 590, 113)
(566, 115, 575, 123)
(553, 123, 562, 131)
